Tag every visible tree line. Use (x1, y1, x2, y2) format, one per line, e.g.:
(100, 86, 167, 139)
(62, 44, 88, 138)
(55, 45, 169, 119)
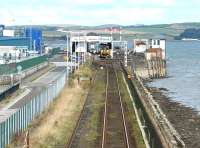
(175, 28, 200, 40)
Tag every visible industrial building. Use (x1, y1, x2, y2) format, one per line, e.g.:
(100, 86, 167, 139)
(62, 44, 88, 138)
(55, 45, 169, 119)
(0, 25, 5, 36)
(0, 37, 30, 64)
(3, 30, 15, 37)
(25, 27, 42, 52)
(0, 26, 43, 64)
(0, 26, 42, 52)
(0, 37, 30, 48)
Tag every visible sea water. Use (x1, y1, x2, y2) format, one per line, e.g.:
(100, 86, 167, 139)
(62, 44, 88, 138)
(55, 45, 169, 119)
(149, 40, 200, 111)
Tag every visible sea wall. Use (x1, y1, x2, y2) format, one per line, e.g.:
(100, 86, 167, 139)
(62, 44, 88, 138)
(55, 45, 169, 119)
(121, 63, 185, 148)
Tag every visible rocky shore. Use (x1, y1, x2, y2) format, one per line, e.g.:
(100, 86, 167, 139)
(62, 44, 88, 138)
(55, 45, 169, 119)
(146, 86, 200, 148)
(129, 53, 200, 147)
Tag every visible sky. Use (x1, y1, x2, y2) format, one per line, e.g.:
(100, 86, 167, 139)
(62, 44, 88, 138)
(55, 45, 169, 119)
(0, 0, 200, 26)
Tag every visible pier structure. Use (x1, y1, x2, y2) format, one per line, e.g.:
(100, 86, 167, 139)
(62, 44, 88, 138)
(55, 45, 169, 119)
(132, 39, 167, 78)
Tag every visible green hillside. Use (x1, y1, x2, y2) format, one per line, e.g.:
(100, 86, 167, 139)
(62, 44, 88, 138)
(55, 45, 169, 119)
(10, 22, 200, 40)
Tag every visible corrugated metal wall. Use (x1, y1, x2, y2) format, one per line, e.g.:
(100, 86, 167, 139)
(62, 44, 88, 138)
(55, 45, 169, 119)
(0, 37, 30, 49)
(0, 71, 66, 148)
(25, 28, 42, 51)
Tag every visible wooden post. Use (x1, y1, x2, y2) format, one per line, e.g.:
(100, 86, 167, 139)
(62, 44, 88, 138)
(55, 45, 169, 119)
(24, 130, 30, 148)
(27, 130, 29, 148)
(152, 60, 154, 78)
(147, 60, 150, 78)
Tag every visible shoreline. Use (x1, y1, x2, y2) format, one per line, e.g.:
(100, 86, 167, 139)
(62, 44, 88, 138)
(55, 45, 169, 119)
(145, 83, 200, 147)
(131, 51, 200, 147)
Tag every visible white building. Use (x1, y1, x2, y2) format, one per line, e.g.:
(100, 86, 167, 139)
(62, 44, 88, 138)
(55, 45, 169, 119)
(3, 30, 15, 37)
(0, 46, 28, 64)
(145, 39, 166, 60)
(149, 39, 166, 50)
(44, 46, 53, 54)
(147, 39, 166, 60)
(134, 39, 148, 53)
(133, 39, 166, 60)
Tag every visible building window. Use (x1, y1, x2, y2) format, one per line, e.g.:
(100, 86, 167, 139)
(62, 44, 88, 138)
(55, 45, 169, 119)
(157, 40, 160, 45)
(9, 53, 12, 60)
(154, 40, 156, 45)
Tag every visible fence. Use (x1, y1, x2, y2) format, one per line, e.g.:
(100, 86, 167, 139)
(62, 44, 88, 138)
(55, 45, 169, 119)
(0, 55, 48, 75)
(16, 55, 47, 71)
(0, 69, 66, 148)
(0, 62, 48, 85)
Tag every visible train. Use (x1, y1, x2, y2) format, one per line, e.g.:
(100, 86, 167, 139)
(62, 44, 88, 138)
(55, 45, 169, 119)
(87, 42, 113, 59)
(100, 48, 112, 58)
(99, 43, 112, 59)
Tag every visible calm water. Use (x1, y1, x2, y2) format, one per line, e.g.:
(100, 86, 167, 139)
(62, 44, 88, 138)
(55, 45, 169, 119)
(44, 39, 67, 49)
(149, 40, 200, 111)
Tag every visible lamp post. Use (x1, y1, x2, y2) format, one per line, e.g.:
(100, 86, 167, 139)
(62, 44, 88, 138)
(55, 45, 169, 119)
(66, 33, 69, 80)
(57, 30, 72, 74)
(124, 41, 128, 67)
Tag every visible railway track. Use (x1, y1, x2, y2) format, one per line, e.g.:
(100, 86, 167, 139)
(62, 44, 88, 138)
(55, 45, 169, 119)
(65, 60, 135, 148)
(102, 61, 131, 148)
(64, 70, 98, 148)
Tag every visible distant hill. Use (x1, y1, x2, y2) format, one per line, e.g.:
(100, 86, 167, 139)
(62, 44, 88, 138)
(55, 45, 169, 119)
(9, 22, 200, 40)
(123, 22, 200, 39)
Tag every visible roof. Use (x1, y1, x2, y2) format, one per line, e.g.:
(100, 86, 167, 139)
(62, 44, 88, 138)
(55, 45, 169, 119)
(87, 32, 98, 36)
(135, 41, 146, 46)
(147, 48, 162, 53)
(0, 37, 30, 47)
(0, 37, 29, 40)
(149, 38, 166, 41)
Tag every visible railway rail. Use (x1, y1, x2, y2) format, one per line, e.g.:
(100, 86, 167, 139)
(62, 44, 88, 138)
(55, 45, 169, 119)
(64, 70, 98, 148)
(101, 61, 132, 148)
(65, 60, 135, 148)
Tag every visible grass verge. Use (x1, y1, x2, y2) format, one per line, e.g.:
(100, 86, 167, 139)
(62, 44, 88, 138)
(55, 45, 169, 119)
(118, 71, 146, 148)
(8, 62, 94, 148)
(78, 68, 106, 147)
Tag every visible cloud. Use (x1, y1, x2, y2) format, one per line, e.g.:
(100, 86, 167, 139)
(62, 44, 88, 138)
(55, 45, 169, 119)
(0, 0, 198, 26)
(74, 8, 164, 25)
(70, 0, 113, 5)
(128, 0, 175, 6)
